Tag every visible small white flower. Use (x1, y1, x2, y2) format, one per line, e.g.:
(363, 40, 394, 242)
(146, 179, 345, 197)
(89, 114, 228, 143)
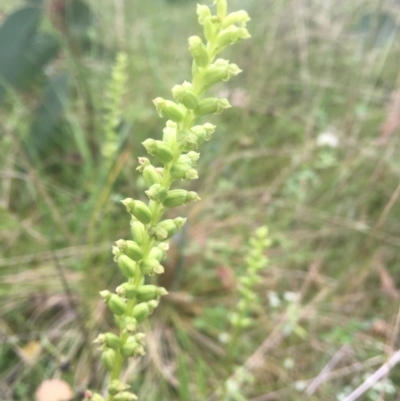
(284, 291, 300, 303)
(317, 130, 339, 148)
(268, 291, 281, 308)
(218, 332, 230, 344)
(283, 358, 294, 370)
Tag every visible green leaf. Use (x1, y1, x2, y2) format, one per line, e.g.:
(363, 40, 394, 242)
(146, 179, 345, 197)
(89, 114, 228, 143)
(65, 0, 95, 51)
(0, 7, 41, 98)
(177, 353, 191, 401)
(25, 73, 69, 158)
(27, 33, 60, 71)
(0, 7, 60, 102)
(67, 0, 93, 28)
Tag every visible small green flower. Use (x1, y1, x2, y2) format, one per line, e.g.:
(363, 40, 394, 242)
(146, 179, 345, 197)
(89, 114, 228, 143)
(142, 139, 174, 163)
(194, 97, 231, 116)
(145, 184, 168, 202)
(113, 392, 138, 401)
(117, 254, 137, 278)
(107, 294, 127, 316)
(121, 199, 153, 225)
(163, 189, 200, 208)
(130, 220, 147, 245)
(215, 0, 228, 18)
(132, 303, 151, 323)
(203, 59, 242, 87)
(152, 98, 185, 122)
(140, 258, 164, 275)
(172, 81, 198, 109)
(222, 10, 251, 29)
(108, 380, 130, 396)
(188, 36, 209, 67)
(101, 349, 116, 371)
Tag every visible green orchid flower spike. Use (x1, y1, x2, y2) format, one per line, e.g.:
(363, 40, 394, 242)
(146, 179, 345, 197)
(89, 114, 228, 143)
(91, 1, 251, 400)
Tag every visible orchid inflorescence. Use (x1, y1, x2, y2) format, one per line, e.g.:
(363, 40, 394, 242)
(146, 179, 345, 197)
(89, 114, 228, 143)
(89, 1, 251, 400)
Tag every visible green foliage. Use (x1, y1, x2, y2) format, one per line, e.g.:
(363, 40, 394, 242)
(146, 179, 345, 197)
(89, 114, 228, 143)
(0, 6, 58, 101)
(26, 73, 69, 158)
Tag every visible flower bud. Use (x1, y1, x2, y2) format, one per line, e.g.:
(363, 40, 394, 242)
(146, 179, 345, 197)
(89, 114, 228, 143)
(180, 130, 200, 151)
(107, 294, 127, 316)
(134, 332, 146, 343)
(215, 0, 228, 18)
(142, 139, 174, 164)
(136, 285, 168, 302)
(120, 336, 144, 358)
(101, 348, 116, 371)
(145, 183, 168, 203)
(163, 189, 200, 208)
(108, 380, 130, 396)
(116, 283, 137, 299)
(112, 245, 122, 262)
(172, 81, 198, 110)
(203, 16, 218, 42)
(87, 393, 105, 401)
(121, 198, 152, 225)
(180, 126, 211, 151)
(174, 216, 188, 229)
(148, 246, 165, 261)
(149, 217, 186, 241)
(99, 290, 112, 301)
(185, 168, 198, 180)
(136, 157, 150, 172)
(142, 165, 162, 187)
(203, 123, 217, 139)
(203, 60, 242, 87)
(147, 300, 159, 313)
(93, 333, 106, 346)
(153, 97, 185, 122)
(194, 98, 231, 116)
(96, 333, 121, 350)
(113, 315, 123, 330)
(196, 4, 211, 25)
(124, 240, 144, 261)
(132, 302, 150, 322)
(158, 242, 170, 251)
(216, 26, 251, 48)
(130, 220, 147, 245)
(180, 151, 201, 166)
(170, 163, 198, 181)
(162, 120, 178, 147)
(204, 65, 229, 86)
(117, 254, 137, 278)
(157, 287, 168, 297)
(121, 316, 137, 332)
(140, 258, 164, 275)
(222, 10, 251, 29)
(113, 391, 138, 401)
(188, 36, 209, 68)
(163, 189, 191, 208)
(136, 285, 158, 302)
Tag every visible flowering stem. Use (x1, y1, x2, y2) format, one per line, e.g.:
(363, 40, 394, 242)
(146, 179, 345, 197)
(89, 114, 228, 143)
(90, 2, 251, 400)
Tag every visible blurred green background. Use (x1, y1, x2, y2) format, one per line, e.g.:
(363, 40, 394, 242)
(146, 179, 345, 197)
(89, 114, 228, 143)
(1, 0, 400, 400)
